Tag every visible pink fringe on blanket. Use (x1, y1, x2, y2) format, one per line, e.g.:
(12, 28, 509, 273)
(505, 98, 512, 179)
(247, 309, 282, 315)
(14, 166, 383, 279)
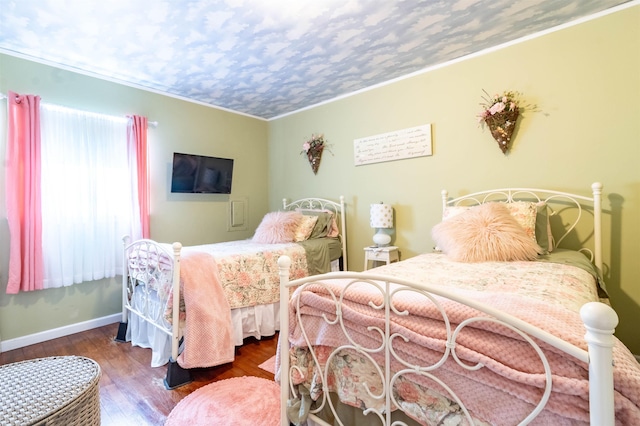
(177, 252, 235, 369)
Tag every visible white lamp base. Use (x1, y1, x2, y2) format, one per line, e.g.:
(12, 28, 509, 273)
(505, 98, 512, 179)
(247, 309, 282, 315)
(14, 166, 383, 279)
(373, 230, 391, 247)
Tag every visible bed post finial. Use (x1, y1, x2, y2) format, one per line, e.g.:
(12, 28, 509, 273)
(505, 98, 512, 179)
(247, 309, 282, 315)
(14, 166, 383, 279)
(580, 301, 617, 426)
(278, 255, 291, 270)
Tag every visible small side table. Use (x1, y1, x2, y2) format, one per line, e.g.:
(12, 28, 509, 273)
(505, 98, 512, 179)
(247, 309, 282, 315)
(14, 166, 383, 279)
(364, 246, 400, 270)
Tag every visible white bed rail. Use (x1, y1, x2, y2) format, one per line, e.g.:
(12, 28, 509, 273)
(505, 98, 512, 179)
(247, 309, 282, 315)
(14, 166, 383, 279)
(278, 255, 618, 426)
(169, 241, 182, 364)
(117, 236, 190, 389)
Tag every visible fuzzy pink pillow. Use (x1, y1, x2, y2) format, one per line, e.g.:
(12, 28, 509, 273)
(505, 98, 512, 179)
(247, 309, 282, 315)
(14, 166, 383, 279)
(432, 202, 542, 262)
(443, 202, 538, 243)
(252, 211, 303, 244)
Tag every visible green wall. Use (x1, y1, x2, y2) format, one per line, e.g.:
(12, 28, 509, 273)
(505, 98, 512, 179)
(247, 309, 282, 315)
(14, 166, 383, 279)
(268, 6, 640, 354)
(0, 54, 269, 344)
(1, 5, 638, 355)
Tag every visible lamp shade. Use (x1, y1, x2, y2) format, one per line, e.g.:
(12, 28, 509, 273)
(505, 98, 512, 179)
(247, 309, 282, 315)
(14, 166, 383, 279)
(370, 203, 393, 229)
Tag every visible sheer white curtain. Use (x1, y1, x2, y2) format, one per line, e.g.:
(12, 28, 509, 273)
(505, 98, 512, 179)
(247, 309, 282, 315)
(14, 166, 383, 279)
(40, 104, 137, 288)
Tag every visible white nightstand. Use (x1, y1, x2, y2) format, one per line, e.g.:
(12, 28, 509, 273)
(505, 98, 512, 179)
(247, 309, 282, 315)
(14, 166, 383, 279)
(364, 246, 400, 270)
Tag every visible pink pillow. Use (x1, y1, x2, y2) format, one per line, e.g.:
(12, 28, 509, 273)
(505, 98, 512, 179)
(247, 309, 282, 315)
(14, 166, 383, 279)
(326, 214, 340, 238)
(432, 202, 542, 262)
(295, 208, 340, 238)
(252, 211, 303, 244)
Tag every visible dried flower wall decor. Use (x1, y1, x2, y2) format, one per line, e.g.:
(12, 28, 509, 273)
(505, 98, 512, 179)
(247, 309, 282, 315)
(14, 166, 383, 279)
(477, 90, 522, 154)
(301, 133, 332, 174)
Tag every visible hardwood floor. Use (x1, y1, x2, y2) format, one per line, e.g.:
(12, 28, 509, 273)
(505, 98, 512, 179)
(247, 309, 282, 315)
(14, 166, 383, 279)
(0, 323, 279, 426)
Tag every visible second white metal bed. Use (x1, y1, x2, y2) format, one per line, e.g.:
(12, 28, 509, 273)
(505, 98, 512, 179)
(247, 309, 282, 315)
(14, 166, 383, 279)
(116, 196, 347, 389)
(276, 183, 640, 425)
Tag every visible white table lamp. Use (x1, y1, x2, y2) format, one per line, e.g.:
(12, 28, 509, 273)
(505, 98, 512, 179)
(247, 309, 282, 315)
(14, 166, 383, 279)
(370, 203, 393, 247)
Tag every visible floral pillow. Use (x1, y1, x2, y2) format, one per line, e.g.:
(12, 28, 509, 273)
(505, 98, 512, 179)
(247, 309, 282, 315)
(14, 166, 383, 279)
(326, 214, 340, 238)
(296, 209, 340, 239)
(432, 202, 543, 262)
(293, 214, 319, 242)
(252, 211, 303, 244)
(504, 201, 538, 242)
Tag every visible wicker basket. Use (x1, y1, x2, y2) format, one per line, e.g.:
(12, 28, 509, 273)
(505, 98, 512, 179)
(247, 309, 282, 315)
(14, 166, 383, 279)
(0, 356, 101, 426)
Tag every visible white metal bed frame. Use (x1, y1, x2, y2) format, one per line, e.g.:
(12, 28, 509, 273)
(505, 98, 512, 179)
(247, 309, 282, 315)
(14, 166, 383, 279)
(116, 196, 347, 389)
(278, 183, 620, 425)
(441, 182, 603, 277)
(283, 196, 347, 271)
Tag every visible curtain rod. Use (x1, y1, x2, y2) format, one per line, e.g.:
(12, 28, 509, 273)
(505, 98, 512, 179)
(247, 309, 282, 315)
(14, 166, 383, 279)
(0, 92, 158, 127)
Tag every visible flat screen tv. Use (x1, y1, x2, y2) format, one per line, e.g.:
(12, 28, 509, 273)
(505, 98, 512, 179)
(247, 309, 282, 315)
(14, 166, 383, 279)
(171, 152, 234, 194)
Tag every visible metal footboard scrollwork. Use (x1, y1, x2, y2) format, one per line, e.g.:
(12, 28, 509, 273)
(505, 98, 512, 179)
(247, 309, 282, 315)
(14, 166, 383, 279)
(116, 237, 191, 389)
(441, 183, 603, 275)
(278, 258, 618, 426)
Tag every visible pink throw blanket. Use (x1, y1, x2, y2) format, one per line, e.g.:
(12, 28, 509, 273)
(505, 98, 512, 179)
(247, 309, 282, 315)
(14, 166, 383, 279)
(176, 252, 235, 369)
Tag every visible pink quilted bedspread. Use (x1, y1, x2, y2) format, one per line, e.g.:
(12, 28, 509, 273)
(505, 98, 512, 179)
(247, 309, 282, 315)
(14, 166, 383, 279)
(286, 254, 640, 425)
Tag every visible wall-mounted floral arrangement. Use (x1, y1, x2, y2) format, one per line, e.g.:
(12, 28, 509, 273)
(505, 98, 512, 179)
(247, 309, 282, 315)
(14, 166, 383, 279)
(477, 90, 522, 154)
(301, 133, 331, 174)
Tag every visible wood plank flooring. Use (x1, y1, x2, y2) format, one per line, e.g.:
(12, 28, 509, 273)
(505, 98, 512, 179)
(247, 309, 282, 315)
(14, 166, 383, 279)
(0, 323, 279, 426)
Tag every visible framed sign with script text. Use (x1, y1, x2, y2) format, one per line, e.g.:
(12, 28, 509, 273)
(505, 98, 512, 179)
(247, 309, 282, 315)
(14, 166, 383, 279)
(353, 124, 432, 166)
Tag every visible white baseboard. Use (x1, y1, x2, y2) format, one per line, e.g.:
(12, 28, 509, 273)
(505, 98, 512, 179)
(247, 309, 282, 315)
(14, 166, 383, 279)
(0, 313, 121, 353)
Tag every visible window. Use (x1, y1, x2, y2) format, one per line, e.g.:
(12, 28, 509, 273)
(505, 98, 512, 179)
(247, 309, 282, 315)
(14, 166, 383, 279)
(40, 104, 137, 288)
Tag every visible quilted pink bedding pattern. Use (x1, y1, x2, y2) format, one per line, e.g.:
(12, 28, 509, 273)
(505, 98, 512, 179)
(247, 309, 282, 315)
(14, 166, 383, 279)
(182, 240, 309, 309)
(130, 240, 309, 311)
(160, 240, 308, 323)
(285, 254, 640, 425)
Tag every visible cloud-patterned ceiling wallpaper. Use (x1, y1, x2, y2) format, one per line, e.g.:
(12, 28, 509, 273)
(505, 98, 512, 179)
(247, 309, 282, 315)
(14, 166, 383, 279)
(0, 0, 631, 119)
